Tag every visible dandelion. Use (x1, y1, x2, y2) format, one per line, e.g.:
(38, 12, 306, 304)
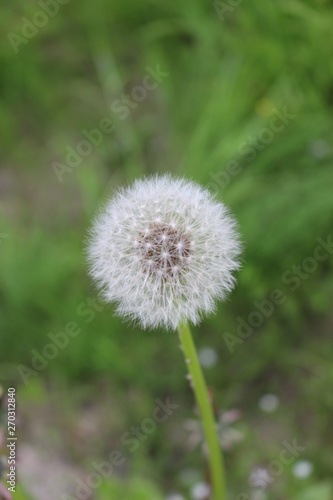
(87, 174, 242, 500)
(258, 394, 280, 413)
(87, 174, 241, 330)
(292, 460, 313, 479)
(191, 481, 211, 500)
(249, 467, 273, 489)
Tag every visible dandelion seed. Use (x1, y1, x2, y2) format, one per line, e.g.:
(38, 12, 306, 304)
(87, 174, 241, 330)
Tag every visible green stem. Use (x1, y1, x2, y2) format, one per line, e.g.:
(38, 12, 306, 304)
(177, 321, 227, 500)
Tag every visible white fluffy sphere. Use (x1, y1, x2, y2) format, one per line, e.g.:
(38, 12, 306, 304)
(87, 175, 242, 330)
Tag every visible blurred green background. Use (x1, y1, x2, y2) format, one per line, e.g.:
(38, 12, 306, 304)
(1, 0, 333, 499)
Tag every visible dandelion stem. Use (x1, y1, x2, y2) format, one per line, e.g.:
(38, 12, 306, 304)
(177, 321, 227, 500)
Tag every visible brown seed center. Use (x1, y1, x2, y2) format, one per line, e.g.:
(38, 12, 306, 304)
(137, 222, 192, 278)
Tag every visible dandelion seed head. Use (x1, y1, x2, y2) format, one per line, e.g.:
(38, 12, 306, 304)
(87, 174, 242, 330)
(292, 460, 313, 479)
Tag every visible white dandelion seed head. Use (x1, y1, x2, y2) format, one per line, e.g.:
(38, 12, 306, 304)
(87, 174, 242, 330)
(249, 467, 272, 489)
(292, 460, 313, 479)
